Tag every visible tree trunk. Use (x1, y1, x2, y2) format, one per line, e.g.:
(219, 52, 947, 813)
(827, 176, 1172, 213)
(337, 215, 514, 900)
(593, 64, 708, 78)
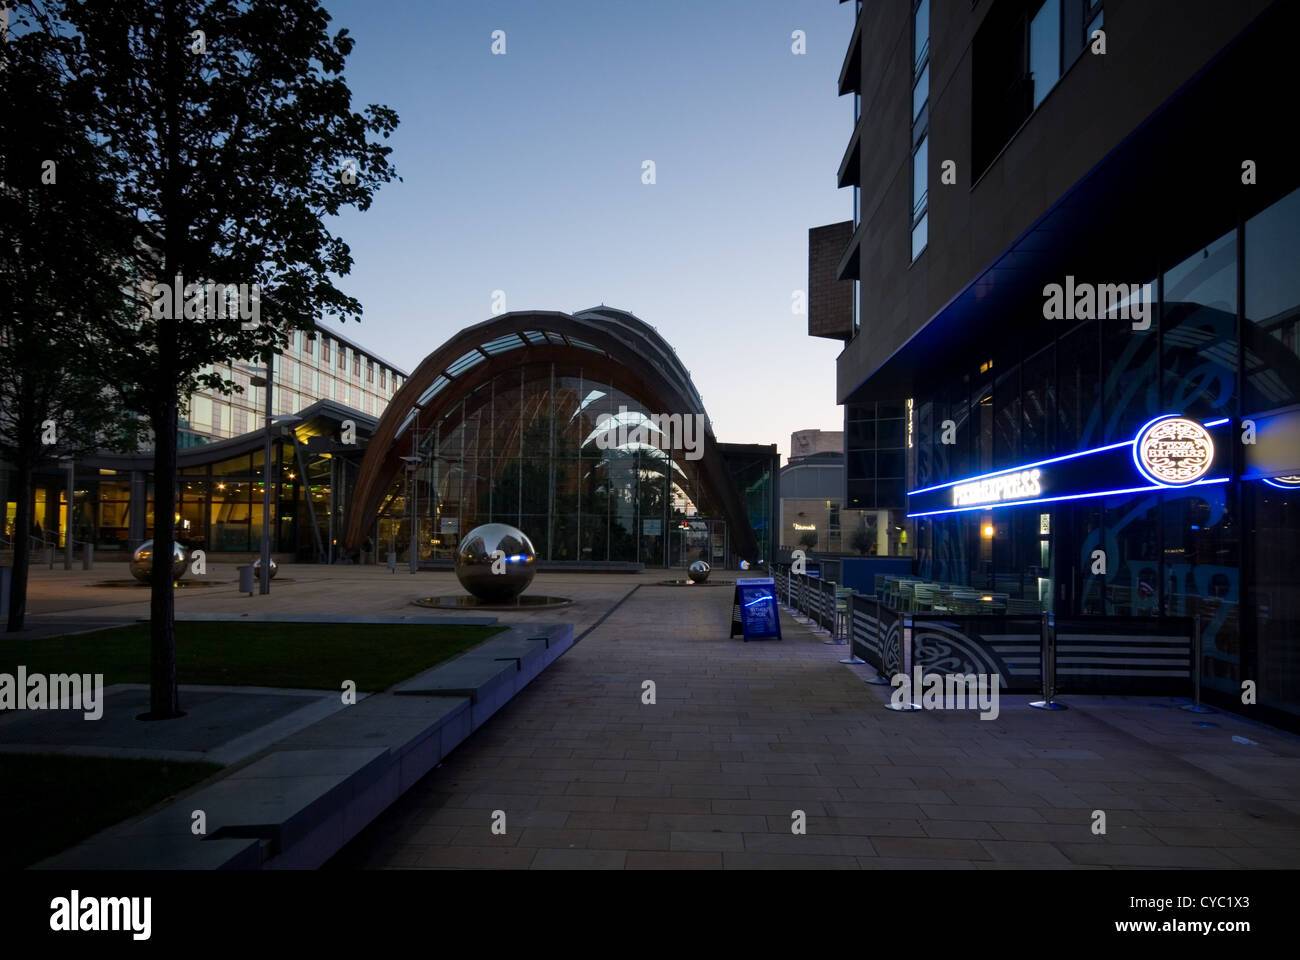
(146, 391, 182, 719)
(5, 462, 34, 633)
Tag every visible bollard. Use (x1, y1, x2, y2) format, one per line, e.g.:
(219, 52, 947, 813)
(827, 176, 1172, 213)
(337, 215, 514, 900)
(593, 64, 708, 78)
(82, 542, 94, 571)
(238, 564, 255, 596)
(863, 594, 891, 684)
(46, 546, 54, 569)
(885, 613, 921, 710)
(1029, 610, 1067, 710)
(1180, 618, 1213, 713)
(387, 550, 397, 573)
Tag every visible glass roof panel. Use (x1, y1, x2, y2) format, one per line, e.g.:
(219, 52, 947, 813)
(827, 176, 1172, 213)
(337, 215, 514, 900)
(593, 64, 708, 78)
(481, 334, 524, 355)
(446, 350, 485, 377)
(416, 375, 450, 407)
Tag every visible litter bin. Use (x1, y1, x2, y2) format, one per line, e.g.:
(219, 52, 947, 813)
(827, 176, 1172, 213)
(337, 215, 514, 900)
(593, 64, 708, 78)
(237, 564, 255, 595)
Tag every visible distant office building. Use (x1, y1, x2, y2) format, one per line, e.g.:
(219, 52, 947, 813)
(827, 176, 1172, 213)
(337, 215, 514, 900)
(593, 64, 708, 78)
(179, 324, 408, 447)
(780, 430, 906, 556)
(811, 0, 1300, 726)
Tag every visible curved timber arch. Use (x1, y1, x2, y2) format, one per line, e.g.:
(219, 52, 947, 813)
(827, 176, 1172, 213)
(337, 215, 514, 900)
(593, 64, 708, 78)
(343, 308, 760, 561)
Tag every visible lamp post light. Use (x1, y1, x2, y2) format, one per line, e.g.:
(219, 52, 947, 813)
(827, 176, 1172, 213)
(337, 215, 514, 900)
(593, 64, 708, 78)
(59, 458, 74, 570)
(400, 455, 421, 574)
(245, 362, 300, 595)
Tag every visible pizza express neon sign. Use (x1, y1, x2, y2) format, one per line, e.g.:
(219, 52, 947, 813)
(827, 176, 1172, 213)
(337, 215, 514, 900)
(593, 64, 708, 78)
(1133, 417, 1215, 485)
(952, 469, 1042, 506)
(909, 415, 1231, 518)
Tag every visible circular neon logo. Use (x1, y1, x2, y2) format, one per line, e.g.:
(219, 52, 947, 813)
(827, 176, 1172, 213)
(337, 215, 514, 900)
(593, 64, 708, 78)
(1134, 417, 1215, 485)
(1264, 475, 1300, 489)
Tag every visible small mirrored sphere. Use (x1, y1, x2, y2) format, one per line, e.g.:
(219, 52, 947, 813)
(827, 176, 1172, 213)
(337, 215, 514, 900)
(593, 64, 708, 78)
(130, 540, 188, 583)
(688, 560, 711, 583)
(455, 523, 537, 603)
(252, 557, 278, 579)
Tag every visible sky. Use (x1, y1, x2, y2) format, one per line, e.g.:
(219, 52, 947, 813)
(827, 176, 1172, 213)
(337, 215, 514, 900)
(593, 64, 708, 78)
(321, 0, 856, 464)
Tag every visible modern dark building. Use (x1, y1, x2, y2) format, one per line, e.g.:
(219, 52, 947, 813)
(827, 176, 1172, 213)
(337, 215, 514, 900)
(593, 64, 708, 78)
(812, 0, 1300, 725)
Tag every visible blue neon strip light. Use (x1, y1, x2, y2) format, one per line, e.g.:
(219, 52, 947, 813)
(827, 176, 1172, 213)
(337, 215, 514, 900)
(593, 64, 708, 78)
(907, 438, 1136, 496)
(906, 477, 1230, 518)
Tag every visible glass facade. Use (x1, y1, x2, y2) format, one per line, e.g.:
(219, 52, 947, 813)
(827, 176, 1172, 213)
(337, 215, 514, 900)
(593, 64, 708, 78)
(907, 185, 1300, 717)
(373, 362, 754, 568)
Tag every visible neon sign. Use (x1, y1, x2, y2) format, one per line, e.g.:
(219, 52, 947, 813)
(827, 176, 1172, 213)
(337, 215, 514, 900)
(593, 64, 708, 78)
(907, 415, 1231, 518)
(1133, 416, 1215, 486)
(952, 469, 1042, 506)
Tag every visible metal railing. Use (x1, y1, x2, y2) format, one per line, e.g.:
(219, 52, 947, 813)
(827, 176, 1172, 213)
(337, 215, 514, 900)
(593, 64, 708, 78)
(777, 563, 1200, 702)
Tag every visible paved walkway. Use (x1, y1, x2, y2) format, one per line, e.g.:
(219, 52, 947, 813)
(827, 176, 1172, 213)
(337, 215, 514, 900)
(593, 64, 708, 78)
(332, 581, 1300, 870)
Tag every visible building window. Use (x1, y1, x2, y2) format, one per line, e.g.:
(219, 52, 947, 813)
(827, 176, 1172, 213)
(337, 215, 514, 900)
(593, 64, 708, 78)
(367, 360, 375, 384)
(380, 368, 387, 390)
(353, 352, 361, 376)
(339, 346, 347, 371)
(911, 0, 930, 262)
(321, 338, 330, 364)
(305, 333, 314, 357)
(973, 0, 1103, 180)
(1028, 0, 1061, 110)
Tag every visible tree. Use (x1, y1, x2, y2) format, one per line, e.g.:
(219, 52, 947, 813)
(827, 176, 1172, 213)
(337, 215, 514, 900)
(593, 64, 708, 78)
(0, 11, 143, 632)
(38, 0, 399, 717)
(798, 529, 818, 551)
(850, 513, 873, 557)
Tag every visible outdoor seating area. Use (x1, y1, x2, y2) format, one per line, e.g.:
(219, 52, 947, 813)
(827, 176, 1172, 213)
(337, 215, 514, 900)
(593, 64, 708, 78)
(873, 574, 1044, 616)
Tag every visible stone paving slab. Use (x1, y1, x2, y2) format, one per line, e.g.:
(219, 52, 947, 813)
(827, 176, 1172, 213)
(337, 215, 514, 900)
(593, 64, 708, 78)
(330, 576, 1300, 870)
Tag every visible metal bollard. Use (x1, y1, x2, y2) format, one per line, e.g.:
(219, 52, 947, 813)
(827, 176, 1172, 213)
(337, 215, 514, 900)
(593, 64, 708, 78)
(82, 542, 94, 571)
(885, 613, 921, 710)
(238, 564, 255, 596)
(1180, 618, 1213, 713)
(387, 550, 397, 573)
(46, 546, 54, 569)
(1030, 610, 1067, 710)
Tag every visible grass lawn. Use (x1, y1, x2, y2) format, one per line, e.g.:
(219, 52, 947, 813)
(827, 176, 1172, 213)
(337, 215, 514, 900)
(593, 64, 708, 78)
(0, 621, 505, 692)
(0, 753, 223, 869)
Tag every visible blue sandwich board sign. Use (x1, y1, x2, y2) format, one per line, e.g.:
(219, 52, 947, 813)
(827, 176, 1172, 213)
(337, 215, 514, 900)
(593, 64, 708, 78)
(731, 577, 782, 641)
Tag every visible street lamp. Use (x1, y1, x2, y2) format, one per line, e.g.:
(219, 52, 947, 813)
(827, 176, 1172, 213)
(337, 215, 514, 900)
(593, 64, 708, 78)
(59, 458, 74, 570)
(400, 455, 421, 574)
(245, 362, 298, 595)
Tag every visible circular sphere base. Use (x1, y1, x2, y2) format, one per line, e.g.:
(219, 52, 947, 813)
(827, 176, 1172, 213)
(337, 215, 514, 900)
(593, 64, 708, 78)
(413, 595, 571, 610)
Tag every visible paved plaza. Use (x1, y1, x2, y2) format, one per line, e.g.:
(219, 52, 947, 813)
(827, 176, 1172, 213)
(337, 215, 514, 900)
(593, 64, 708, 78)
(14, 563, 1300, 869)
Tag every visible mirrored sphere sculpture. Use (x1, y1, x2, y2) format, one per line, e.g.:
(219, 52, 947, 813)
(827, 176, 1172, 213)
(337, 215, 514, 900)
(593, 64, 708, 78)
(455, 523, 537, 603)
(688, 560, 711, 583)
(129, 540, 188, 583)
(252, 557, 279, 579)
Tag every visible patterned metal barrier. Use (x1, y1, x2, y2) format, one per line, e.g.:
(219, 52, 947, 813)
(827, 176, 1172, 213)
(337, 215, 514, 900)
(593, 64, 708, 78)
(778, 564, 1195, 696)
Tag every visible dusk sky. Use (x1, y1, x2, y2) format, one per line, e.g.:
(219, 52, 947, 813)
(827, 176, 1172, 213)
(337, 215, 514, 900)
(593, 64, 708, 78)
(322, 0, 856, 463)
